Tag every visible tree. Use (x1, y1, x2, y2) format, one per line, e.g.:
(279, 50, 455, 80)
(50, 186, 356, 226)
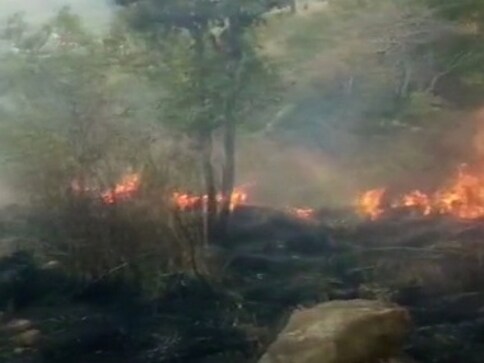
(115, 0, 280, 240)
(252, 0, 484, 189)
(0, 9, 211, 280)
(0, 8, 157, 204)
(422, 0, 484, 28)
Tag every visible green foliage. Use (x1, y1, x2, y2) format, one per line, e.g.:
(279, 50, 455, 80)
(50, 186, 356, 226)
(252, 0, 484, 186)
(422, 0, 484, 25)
(400, 91, 444, 121)
(0, 9, 209, 291)
(1, 10, 168, 201)
(144, 31, 279, 135)
(116, 1, 281, 133)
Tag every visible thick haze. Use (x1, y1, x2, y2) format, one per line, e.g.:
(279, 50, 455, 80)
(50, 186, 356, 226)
(1, 0, 114, 31)
(0, 1, 114, 206)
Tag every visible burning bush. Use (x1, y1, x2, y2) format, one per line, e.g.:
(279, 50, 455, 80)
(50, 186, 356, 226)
(0, 107, 212, 296)
(356, 163, 484, 221)
(27, 183, 213, 296)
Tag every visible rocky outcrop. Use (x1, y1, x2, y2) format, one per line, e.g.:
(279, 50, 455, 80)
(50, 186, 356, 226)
(258, 299, 411, 363)
(14, 329, 41, 347)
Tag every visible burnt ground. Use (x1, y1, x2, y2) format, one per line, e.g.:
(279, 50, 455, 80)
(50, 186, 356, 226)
(1, 205, 484, 362)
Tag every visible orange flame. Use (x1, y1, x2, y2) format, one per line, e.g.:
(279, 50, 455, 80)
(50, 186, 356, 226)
(171, 192, 203, 211)
(357, 164, 484, 220)
(101, 173, 141, 204)
(223, 188, 249, 210)
(72, 175, 316, 221)
(356, 188, 386, 220)
(392, 190, 432, 216)
(433, 164, 484, 219)
(171, 187, 248, 211)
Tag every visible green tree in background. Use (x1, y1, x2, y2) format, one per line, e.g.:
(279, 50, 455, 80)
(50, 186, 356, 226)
(255, 0, 484, 186)
(114, 0, 281, 240)
(0, 8, 160, 205)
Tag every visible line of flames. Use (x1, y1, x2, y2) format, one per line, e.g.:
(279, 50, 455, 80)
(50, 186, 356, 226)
(72, 173, 315, 219)
(357, 164, 484, 220)
(171, 189, 248, 212)
(74, 163, 484, 222)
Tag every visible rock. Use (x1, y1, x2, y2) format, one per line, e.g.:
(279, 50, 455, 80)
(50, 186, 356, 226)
(3, 319, 33, 333)
(14, 329, 41, 347)
(258, 299, 411, 363)
(41, 260, 61, 270)
(14, 347, 26, 354)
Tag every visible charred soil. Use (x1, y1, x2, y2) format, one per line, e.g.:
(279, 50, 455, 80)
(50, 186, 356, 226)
(1, 205, 484, 362)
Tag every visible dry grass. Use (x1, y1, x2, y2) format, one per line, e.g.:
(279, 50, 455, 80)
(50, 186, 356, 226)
(27, 188, 212, 297)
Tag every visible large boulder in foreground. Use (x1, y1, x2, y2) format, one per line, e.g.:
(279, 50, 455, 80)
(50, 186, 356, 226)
(258, 299, 411, 363)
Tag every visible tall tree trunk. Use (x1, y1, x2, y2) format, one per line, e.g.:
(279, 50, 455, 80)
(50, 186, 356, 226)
(399, 61, 412, 98)
(218, 17, 244, 239)
(218, 110, 236, 237)
(199, 131, 217, 245)
(191, 27, 218, 244)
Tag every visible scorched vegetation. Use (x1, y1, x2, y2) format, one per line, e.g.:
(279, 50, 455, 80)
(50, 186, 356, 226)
(1, 0, 484, 362)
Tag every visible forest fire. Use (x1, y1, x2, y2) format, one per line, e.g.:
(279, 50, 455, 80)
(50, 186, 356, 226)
(75, 162, 484, 222)
(101, 173, 141, 204)
(71, 173, 249, 210)
(79, 174, 316, 220)
(171, 187, 249, 211)
(357, 164, 484, 220)
(171, 190, 316, 220)
(356, 188, 386, 220)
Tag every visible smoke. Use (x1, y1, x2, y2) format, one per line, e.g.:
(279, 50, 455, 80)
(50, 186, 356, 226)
(0, 177, 17, 207)
(236, 136, 359, 209)
(0, 0, 480, 213)
(233, 100, 483, 211)
(472, 108, 484, 160)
